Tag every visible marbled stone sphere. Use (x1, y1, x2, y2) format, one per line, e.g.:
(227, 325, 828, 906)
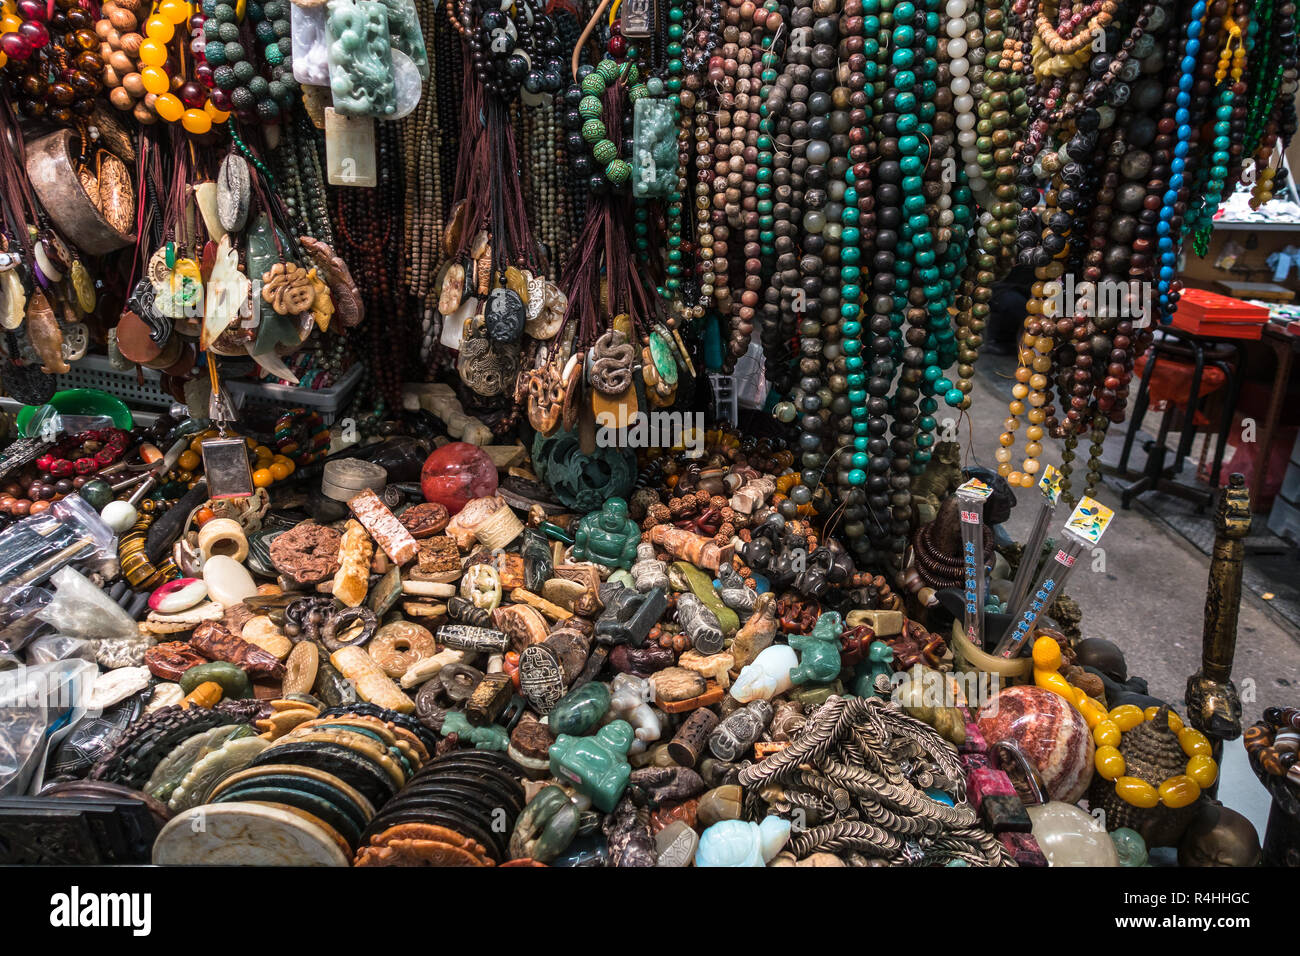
(977, 684, 1095, 803)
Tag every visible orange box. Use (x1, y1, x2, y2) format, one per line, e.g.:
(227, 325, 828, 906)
(1171, 288, 1269, 339)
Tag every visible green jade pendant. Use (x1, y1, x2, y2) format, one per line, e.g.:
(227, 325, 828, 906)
(326, 0, 398, 117)
(631, 98, 678, 199)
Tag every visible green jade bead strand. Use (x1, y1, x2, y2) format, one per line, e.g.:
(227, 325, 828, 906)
(1190, 84, 1238, 254)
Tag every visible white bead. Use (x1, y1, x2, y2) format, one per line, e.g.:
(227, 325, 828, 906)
(946, 0, 967, 17)
(956, 112, 975, 130)
(951, 75, 970, 95)
(948, 37, 967, 57)
(101, 500, 138, 534)
(946, 18, 966, 37)
(949, 56, 969, 76)
(955, 94, 973, 112)
(966, 163, 983, 180)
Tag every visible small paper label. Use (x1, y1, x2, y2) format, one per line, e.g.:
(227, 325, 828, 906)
(1038, 465, 1063, 506)
(957, 477, 992, 500)
(1065, 496, 1114, 545)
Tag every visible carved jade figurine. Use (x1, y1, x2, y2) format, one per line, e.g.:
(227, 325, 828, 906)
(788, 611, 844, 686)
(731, 644, 798, 703)
(607, 672, 661, 753)
(696, 816, 791, 867)
(549, 719, 635, 812)
(572, 497, 641, 570)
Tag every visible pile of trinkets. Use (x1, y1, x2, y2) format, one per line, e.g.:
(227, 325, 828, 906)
(0, 410, 1271, 867)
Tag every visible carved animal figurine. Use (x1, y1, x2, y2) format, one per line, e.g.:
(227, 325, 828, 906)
(788, 612, 844, 686)
(695, 816, 791, 867)
(731, 592, 779, 672)
(852, 640, 896, 698)
(606, 673, 661, 754)
(440, 710, 508, 750)
(731, 644, 798, 703)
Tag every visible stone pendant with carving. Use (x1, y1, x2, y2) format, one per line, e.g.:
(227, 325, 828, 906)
(261, 261, 317, 315)
(588, 328, 640, 429)
(589, 329, 636, 396)
(0, 264, 26, 331)
(26, 289, 70, 374)
(523, 364, 565, 436)
(524, 275, 567, 340)
(457, 315, 517, 397)
(202, 234, 249, 350)
(484, 286, 526, 342)
(300, 235, 364, 327)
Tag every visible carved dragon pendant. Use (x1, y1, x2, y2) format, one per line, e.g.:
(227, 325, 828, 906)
(457, 315, 518, 397)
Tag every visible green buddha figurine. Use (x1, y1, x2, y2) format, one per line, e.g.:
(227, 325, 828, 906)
(571, 497, 641, 570)
(548, 719, 634, 812)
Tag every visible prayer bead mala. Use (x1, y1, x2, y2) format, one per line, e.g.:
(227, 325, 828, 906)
(1244, 0, 1300, 207)
(401, 0, 447, 332)
(334, 124, 406, 417)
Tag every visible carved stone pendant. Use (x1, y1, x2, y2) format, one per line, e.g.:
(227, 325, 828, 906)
(70, 261, 96, 313)
(437, 262, 466, 316)
(484, 287, 526, 342)
(26, 290, 70, 374)
(217, 155, 251, 233)
(525, 364, 565, 436)
(0, 268, 25, 331)
(589, 329, 637, 396)
(61, 321, 89, 362)
(300, 235, 363, 327)
(457, 317, 517, 397)
(524, 277, 566, 340)
(561, 353, 584, 433)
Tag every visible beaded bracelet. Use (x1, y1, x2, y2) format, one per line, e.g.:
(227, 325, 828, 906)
(1245, 706, 1300, 785)
(273, 407, 329, 465)
(570, 56, 643, 189)
(1092, 706, 1218, 808)
(35, 428, 131, 477)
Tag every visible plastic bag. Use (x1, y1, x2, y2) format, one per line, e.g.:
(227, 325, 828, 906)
(0, 494, 118, 589)
(0, 584, 52, 656)
(24, 633, 98, 666)
(36, 566, 149, 668)
(0, 659, 97, 795)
